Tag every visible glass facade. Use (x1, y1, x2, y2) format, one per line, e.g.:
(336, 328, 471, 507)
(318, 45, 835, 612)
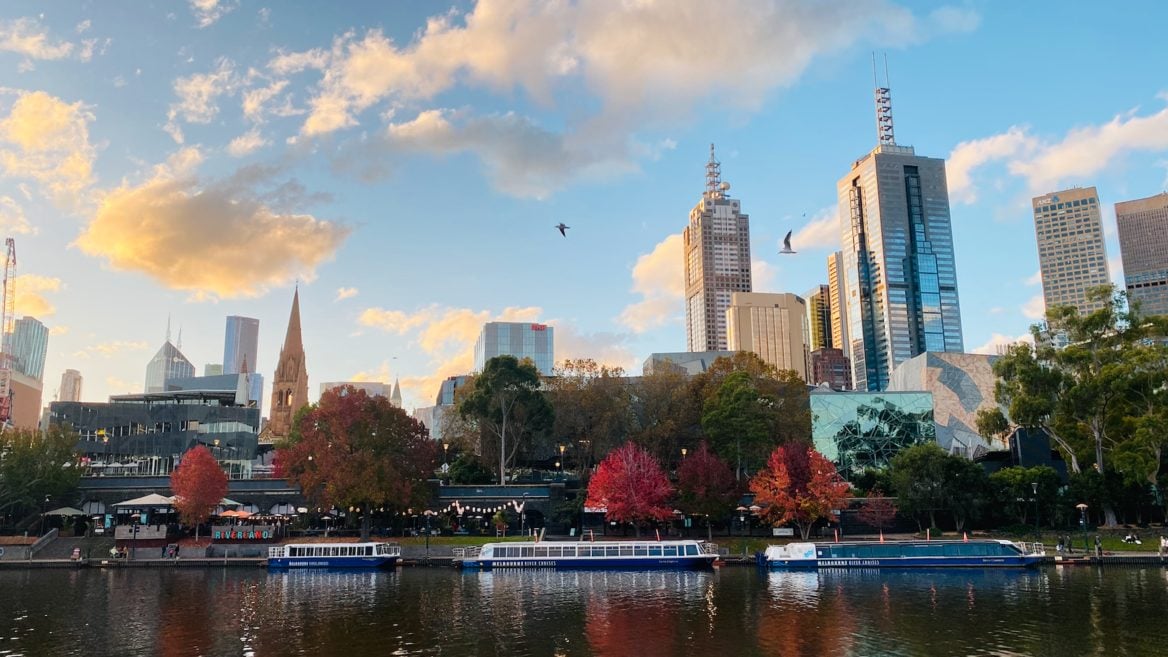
(473, 322, 554, 376)
(223, 316, 260, 374)
(1116, 193, 1168, 317)
(839, 145, 964, 391)
(810, 390, 935, 480)
(10, 316, 49, 381)
(144, 341, 195, 393)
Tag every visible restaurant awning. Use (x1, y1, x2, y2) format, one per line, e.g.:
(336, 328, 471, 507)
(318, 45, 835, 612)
(113, 493, 176, 507)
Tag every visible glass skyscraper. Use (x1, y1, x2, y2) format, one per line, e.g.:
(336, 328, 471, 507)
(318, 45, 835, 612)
(473, 322, 554, 376)
(838, 87, 964, 391)
(144, 341, 195, 393)
(223, 315, 260, 374)
(10, 316, 48, 381)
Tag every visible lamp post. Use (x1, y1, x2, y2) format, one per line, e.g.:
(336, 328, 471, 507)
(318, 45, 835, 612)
(1076, 503, 1089, 553)
(130, 513, 140, 561)
(1031, 482, 1039, 541)
(424, 510, 435, 557)
(521, 493, 529, 536)
(558, 444, 565, 476)
(443, 443, 449, 466)
(39, 495, 50, 536)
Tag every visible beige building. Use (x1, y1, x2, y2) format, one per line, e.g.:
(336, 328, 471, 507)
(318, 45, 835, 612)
(1115, 192, 1168, 317)
(726, 292, 809, 380)
(827, 251, 849, 357)
(59, 368, 83, 402)
(1032, 187, 1110, 316)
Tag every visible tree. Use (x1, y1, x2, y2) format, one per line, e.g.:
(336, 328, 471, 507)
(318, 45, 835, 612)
(692, 352, 811, 446)
(446, 454, 495, 485)
(585, 442, 673, 536)
(0, 425, 82, 523)
(749, 443, 849, 539)
(547, 359, 634, 471)
(988, 465, 1062, 528)
(857, 490, 897, 536)
(629, 361, 701, 466)
(459, 355, 553, 485)
(701, 370, 777, 479)
(887, 443, 949, 531)
(677, 441, 739, 540)
(278, 386, 437, 540)
(170, 446, 227, 541)
(943, 456, 989, 532)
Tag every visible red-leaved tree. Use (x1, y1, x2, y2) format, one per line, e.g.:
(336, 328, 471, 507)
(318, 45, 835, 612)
(857, 490, 897, 538)
(677, 441, 739, 540)
(171, 445, 228, 541)
(750, 443, 850, 539)
(277, 386, 437, 541)
(586, 442, 673, 536)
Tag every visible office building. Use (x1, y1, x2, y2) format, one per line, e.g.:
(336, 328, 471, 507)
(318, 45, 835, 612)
(827, 251, 849, 357)
(144, 340, 195, 393)
(10, 316, 48, 381)
(60, 369, 83, 402)
(642, 352, 736, 376)
(805, 285, 832, 351)
(267, 289, 309, 440)
(684, 144, 752, 351)
(838, 83, 964, 391)
(1032, 187, 1110, 316)
(725, 292, 809, 380)
(319, 381, 391, 399)
(1115, 192, 1168, 317)
(9, 370, 42, 429)
(473, 322, 554, 376)
(168, 371, 263, 415)
(810, 348, 852, 390)
(223, 316, 260, 375)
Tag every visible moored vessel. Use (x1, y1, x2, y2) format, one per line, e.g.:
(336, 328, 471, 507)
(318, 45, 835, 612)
(267, 542, 402, 569)
(455, 539, 719, 571)
(760, 540, 1044, 569)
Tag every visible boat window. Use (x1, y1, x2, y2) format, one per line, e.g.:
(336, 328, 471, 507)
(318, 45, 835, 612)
(686, 544, 698, 556)
(587, 547, 602, 557)
(664, 546, 677, 557)
(619, 545, 633, 556)
(521, 547, 534, 557)
(563, 546, 575, 557)
(649, 546, 662, 556)
(368, 546, 376, 556)
(603, 546, 616, 557)
(634, 546, 647, 556)
(535, 547, 547, 558)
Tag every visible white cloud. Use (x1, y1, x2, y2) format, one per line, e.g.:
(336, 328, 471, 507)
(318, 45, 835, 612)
(971, 332, 1034, 355)
(165, 58, 243, 143)
(189, 0, 237, 28)
(241, 79, 289, 122)
(13, 274, 62, 317)
(0, 90, 96, 206)
(0, 17, 73, 60)
(75, 20, 92, 35)
(0, 195, 35, 235)
(946, 127, 1036, 204)
(49, 324, 68, 336)
(227, 128, 268, 157)
(790, 206, 840, 251)
(334, 286, 358, 302)
(751, 259, 778, 292)
(618, 233, 683, 332)
(1022, 294, 1045, 320)
(1025, 270, 1042, 286)
(74, 340, 149, 360)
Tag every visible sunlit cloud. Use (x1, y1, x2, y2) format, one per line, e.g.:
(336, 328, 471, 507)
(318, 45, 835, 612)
(334, 286, 358, 302)
(0, 90, 96, 207)
(790, 206, 839, 251)
(188, 0, 237, 28)
(971, 332, 1034, 355)
(618, 233, 683, 333)
(0, 195, 35, 235)
(0, 17, 74, 61)
(13, 274, 63, 317)
(1021, 294, 1045, 320)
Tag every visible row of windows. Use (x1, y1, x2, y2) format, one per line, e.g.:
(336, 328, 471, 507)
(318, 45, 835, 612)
(492, 544, 700, 558)
(287, 545, 376, 557)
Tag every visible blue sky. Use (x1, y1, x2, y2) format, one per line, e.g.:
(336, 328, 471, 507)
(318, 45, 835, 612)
(2, 1, 1167, 411)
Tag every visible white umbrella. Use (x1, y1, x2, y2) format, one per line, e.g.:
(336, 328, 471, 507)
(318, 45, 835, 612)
(45, 507, 85, 517)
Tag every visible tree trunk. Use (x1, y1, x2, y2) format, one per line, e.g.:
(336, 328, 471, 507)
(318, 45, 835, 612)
(952, 512, 965, 533)
(360, 510, 371, 542)
(707, 518, 713, 542)
(498, 397, 508, 486)
(799, 523, 811, 540)
(928, 509, 937, 530)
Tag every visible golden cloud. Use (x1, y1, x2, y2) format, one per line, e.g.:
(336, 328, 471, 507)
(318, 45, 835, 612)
(618, 233, 683, 332)
(0, 195, 34, 235)
(13, 273, 62, 317)
(75, 167, 350, 299)
(0, 90, 95, 205)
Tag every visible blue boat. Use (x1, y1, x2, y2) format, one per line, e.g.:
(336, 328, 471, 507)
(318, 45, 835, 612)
(267, 542, 402, 569)
(760, 539, 1045, 569)
(455, 540, 719, 571)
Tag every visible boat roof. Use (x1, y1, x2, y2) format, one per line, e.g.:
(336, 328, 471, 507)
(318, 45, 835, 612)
(481, 539, 702, 548)
(282, 541, 399, 548)
(784, 539, 1014, 547)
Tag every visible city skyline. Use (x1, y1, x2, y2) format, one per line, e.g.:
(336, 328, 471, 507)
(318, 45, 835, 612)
(3, 2, 1168, 410)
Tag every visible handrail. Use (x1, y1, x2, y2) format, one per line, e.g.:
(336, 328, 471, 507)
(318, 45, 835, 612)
(29, 528, 59, 557)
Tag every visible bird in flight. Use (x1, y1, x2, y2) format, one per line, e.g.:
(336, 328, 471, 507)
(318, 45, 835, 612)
(556, 223, 570, 237)
(780, 230, 796, 254)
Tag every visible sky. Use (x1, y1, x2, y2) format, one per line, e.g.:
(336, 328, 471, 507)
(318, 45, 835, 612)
(2, 0, 1168, 413)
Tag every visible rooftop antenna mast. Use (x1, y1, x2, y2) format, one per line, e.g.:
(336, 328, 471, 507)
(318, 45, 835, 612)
(874, 52, 896, 146)
(705, 143, 722, 197)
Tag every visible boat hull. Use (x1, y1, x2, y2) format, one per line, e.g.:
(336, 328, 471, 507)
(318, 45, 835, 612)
(764, 555, 1043, 569)
(267, 556, 400, 570)
(459, 556, 717, 571)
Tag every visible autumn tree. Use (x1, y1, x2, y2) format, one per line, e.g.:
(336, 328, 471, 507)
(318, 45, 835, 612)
(546, 359, 634, 471)
(170, 445, 228, 540)
(0, 425, 82, 522)
(278, 386, 438, 540)
(629, 361, 701, 465)
(750, 443, 849, 539)
(676, 441, 739, 540)
(585, 442, 673, 536)
(459, 355, 553, 485)
(857, 490, 897, 537)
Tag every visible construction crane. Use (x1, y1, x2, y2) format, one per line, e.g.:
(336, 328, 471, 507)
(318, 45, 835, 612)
(0, 237, 15, 425)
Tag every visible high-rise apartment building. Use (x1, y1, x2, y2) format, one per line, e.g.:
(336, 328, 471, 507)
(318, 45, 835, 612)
(805, 285, 832, 351)
(1115, 192, 1168, 317)
(59, 369, 83, 402)
(1032, 187, 1110, 316)
(473, 322, 554, 376)
(810, 348, 852, 390)
(223, 316, 260, 374)
(725, 292, 809, 381)
(267, 289, 309, 440)
(827, 251, 849, 357)
(9, 316, 48, 381)
(684, 145, 752, 352)
(839, 84, 964, 391)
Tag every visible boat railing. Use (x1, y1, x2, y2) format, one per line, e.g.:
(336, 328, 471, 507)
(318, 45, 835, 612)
(701, 542, 721, 556)
(379, 543, 402, 557)
(1018, 541, 1046, 556)
(268, 546, 285, 558)
(453, 546, 481, 559)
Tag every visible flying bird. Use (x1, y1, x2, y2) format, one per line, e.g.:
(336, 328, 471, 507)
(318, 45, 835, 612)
(780, 230, 796, 254)
(556, 223, 570, 237)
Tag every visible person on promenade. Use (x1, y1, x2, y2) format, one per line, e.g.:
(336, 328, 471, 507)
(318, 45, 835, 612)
(1159, 536, 1167, 559)
(1094, 535, 1102, 558)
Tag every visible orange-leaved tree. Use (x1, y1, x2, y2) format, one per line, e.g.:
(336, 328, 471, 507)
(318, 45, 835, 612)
(586, 442, 673, 536)
(277, 386, 437, 541)
(750, 443, 849, 539)
(857, 490, 897, 538)
(171, 445, 228, 541)
(677, 441, 739, 541)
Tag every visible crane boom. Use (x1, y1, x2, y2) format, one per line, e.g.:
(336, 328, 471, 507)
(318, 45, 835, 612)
(0, 236, 15, 425)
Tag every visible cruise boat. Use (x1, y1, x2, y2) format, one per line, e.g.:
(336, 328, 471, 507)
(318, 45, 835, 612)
(267, 542, 402, 569)
(455, 540, 719, 571)
(760, 540, 1044, 569)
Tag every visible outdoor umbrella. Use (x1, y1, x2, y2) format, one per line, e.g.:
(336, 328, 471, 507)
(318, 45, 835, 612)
(45, 507, 85, 517)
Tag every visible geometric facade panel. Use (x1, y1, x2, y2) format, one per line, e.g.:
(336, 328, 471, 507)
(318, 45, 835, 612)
(811, 390, 935, 480)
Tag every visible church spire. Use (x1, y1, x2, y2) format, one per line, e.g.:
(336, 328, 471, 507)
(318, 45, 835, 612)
(267, 286, 309, 440)
(390, 377, 402, 408)
(283, 286, 303, 353)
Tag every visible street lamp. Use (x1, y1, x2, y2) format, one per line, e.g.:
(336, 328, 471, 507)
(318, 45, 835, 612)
(1076, 503, 1089, 553)
(681, 447, 687, 460)
(521, 493, 529, 536)
(1031, 482, 1039, 540)
(443, 443, 449, 465)
(558, 444, 565, 476)
(39, 495, 50, 536)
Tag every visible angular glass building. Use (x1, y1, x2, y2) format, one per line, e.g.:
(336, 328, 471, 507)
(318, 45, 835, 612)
(223, 315, 260, 374)
(811, 390, 935, 480)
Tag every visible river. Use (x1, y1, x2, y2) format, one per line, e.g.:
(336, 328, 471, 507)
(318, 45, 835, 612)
(1, 566, 1164, 656)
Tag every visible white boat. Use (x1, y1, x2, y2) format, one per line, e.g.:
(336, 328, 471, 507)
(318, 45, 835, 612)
(267, 542, 401, 569)
(760, 539, 1045, 569)
(454, 540, 719, 571)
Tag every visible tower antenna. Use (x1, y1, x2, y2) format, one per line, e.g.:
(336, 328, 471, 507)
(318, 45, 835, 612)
(705, 143, 722, 197)
(874, 52, 896, 146)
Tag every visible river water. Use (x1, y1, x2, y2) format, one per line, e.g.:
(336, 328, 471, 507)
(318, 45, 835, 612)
(0, 565, 1164, 656)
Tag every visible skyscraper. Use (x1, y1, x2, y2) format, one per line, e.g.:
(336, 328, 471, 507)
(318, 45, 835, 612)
(839, 81, 964, 391)
(59, 369, 82, 402)
(267, 289, 309, 440)
(144, 341, 195, 393)
(10, 316, 48, 381)
(725, 292, 809, 381)
(827, 251, 849, 356)
(1032, 187, 1110, 316)
(1115, 192, 1168, 317)
(684, 144, 752, 352)
(473, 322, 554, 375)
(805, 285, 832, 351)
(223, 316, 260, 375)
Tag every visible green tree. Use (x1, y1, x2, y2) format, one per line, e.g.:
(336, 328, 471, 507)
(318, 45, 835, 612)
(988, 465, 1061, 528)
(547, 359, 633, 470)
(887, 443, 950, 531)
(278, 386, 437, 540)
(446, 454, 494, 485)
(692, 352, 811, 447)
(701, 370, 777, 479)
(944, 456, 989, 533)
(629, 361, 700, 466)
(459, 355, 554, 485)
(0, 425, 82, 522)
